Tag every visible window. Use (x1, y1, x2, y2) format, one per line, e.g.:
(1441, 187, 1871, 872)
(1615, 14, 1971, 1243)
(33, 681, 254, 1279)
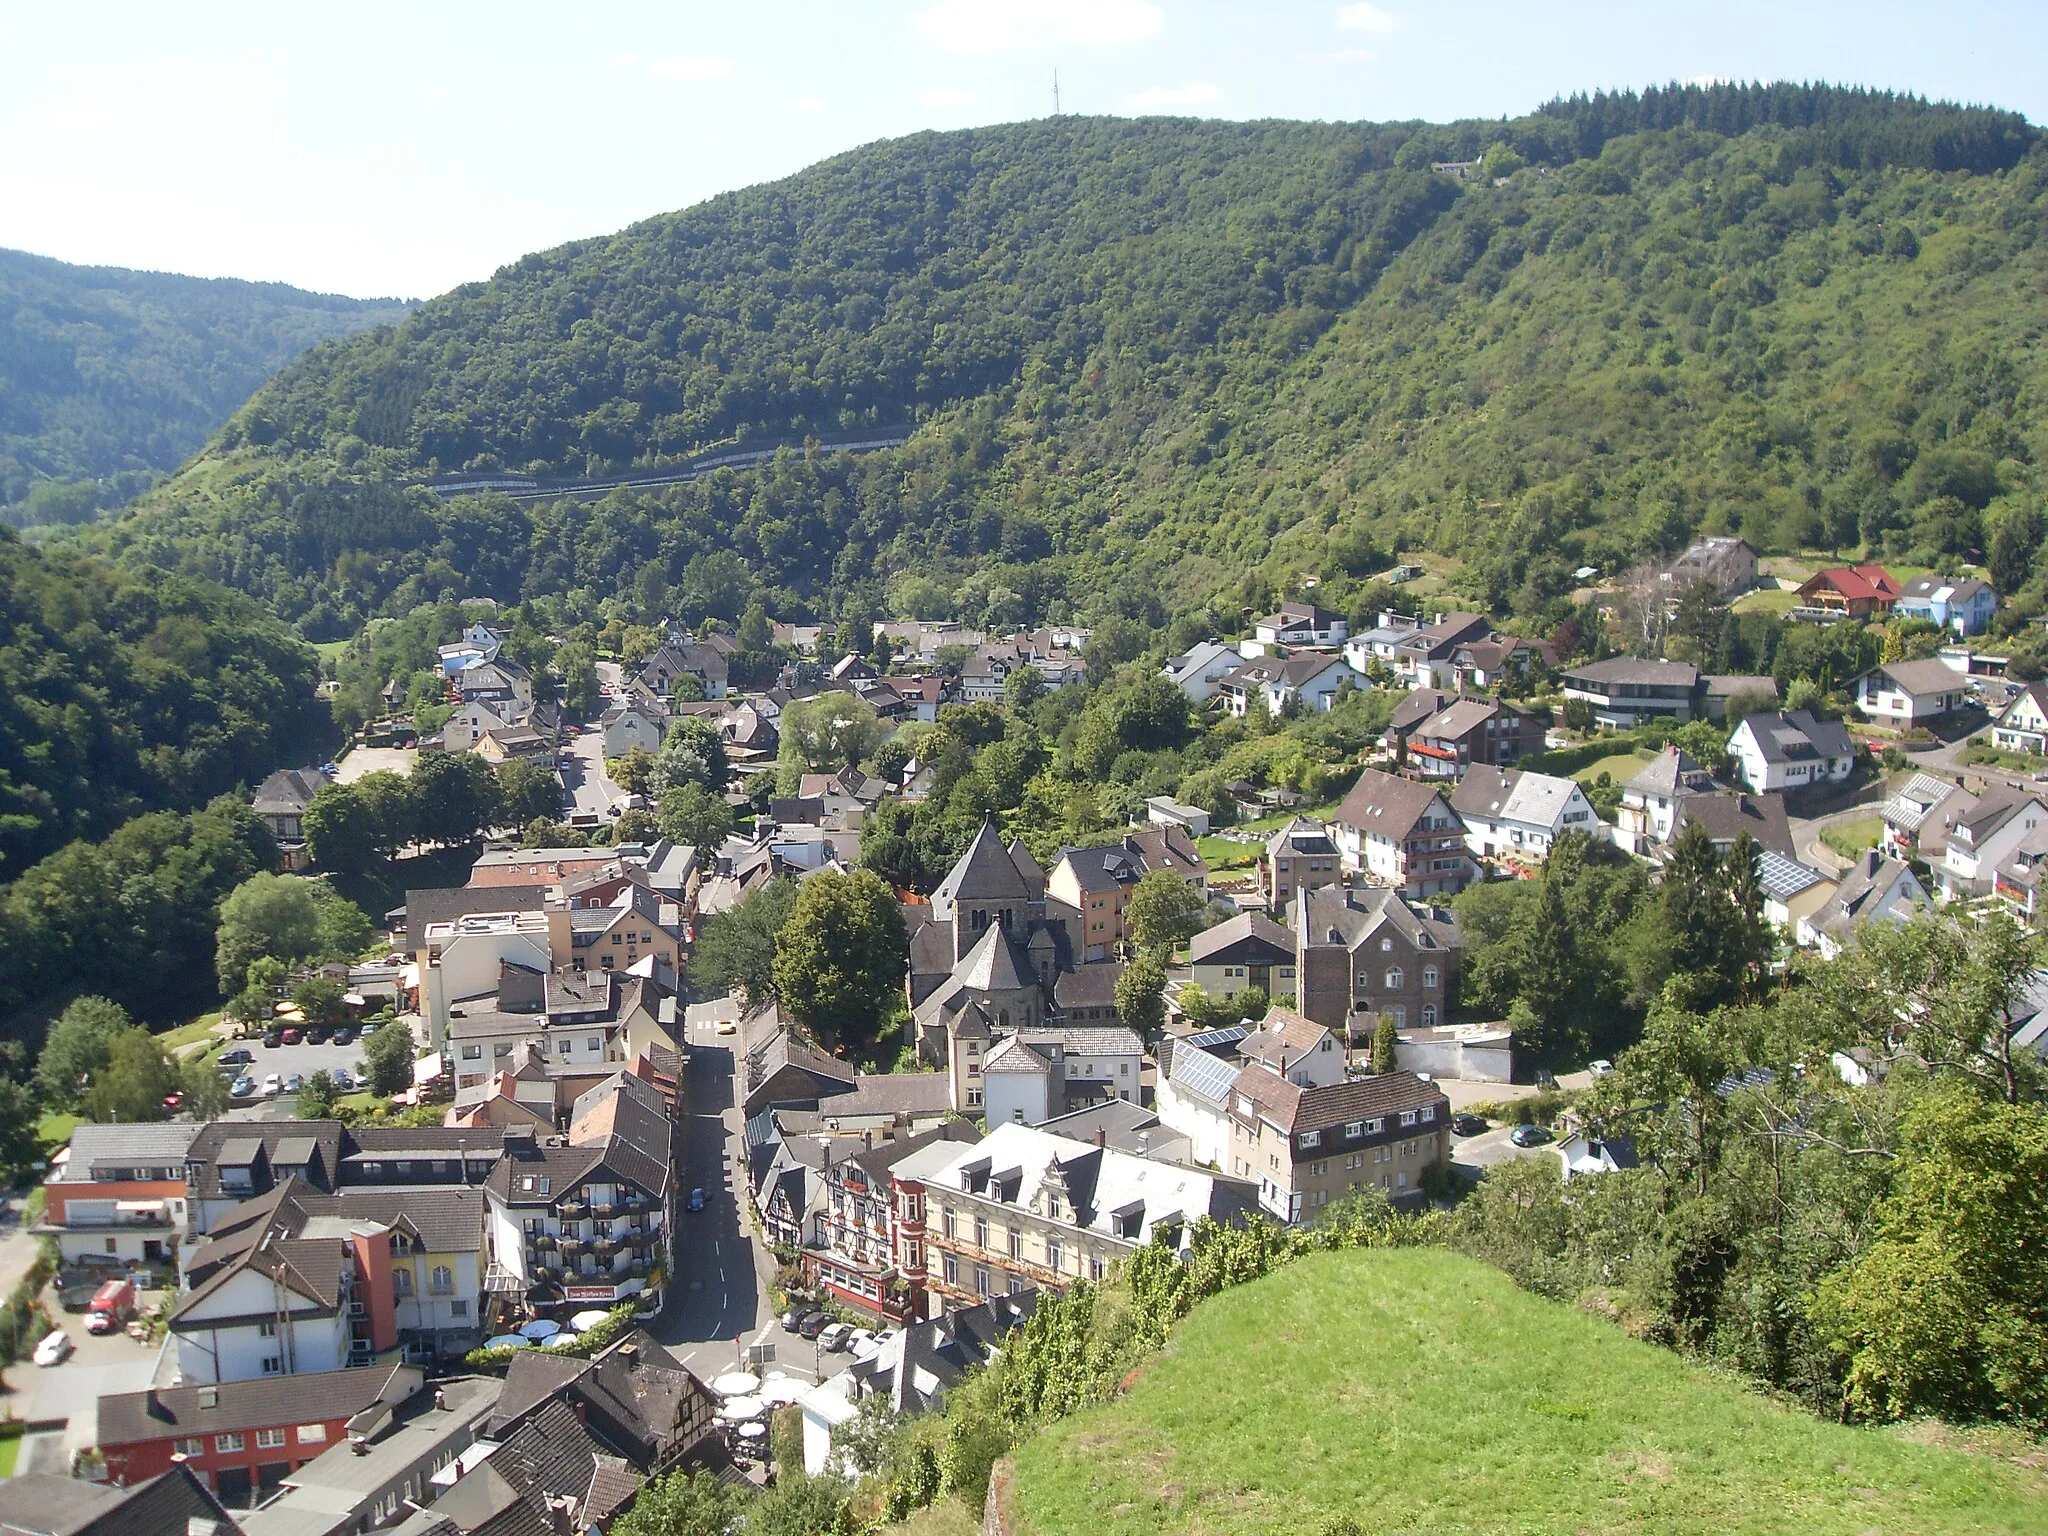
(256, 1429, 287, 1449)
(973, 1217, 988, 1249)
(1090, 1255, 1106, 1282)
(258, 1321, 278, 1338)
(174, 1438, 205, 1457)
(430, 1266, 454, 1296)
(393, 1268, 414, 1298)
(1421, 1005, 1438, 1028)
(1364, 1117, 1383, 1135)
(1399, 1109, 1417, 1127)
(942, 1209, 956, 1240)
(451, 1300, 469, 1318)
(587, 1036, 601, 1051)
(1046, 1237, 1063, 1271)
(943, 1254, 959, 1285)
(216, 1433, 246, 1453)
(1418, 1104, 1435, 1121)
(1380, 938, 1392, 952)
(1007, 1229, 1021, 1260)
(461, 1045, 482, 1061)
(1385, 968, 1403, 989)
(905, 1241, 921, 1268)
(557, 1037, 573, 1055)
(1422, 966, 1438, 989)
(974, 1264, 992, 1297)
(1343, 1120, 1364, 1138)
(1009, 1276, 1027, 1296)
(1299, 1130, 1321, 1150)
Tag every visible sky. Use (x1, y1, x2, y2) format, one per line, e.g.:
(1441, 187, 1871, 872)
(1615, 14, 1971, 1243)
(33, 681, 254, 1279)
(2, 1, 2041, 300)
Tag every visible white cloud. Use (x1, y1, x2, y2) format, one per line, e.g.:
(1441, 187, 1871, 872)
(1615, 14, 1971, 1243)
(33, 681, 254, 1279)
(778, 95, 824, 112)
(650, 55, 734, 80)
(915, 0, 1163, 54)
(1120, 80, 1220, 112)
(921, 88, 979, 108)
(1335, 3, 1398, 33)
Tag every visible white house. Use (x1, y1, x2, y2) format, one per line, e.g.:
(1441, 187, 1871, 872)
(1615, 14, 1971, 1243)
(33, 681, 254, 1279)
(1613, 746, 1715, 855)
(1448, 766, 1600, 864)
(1993, 683, 2048, 756)
(1727, 709, 1858, 793)
(1163, 640, 1247, 703)
(1144, 796, 1211, 839)
(1341, 611, 1423, 673)
(979, 1027, 1146, 1128)
(1154, 1043, 1240, 1169)
(601, 705, 666, 759)
(420, 910, 557, 1050)
(441, 699, 514, 754)
(173, 1235, 357, 1384)
(1851, 658, 1970, 726)
(1216, 654, 1367, 717)
(1800, 850, 1929, 957)
(1245, 602, 1349, 654)
(1933, 787, 2048, 903)
(1329, 769, 1471, 898)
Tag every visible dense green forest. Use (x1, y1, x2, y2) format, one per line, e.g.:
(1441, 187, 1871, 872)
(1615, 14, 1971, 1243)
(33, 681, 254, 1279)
(0, 528, 326, 874)
(79, 84, 2048, 640)
(0, 247, 407, 526)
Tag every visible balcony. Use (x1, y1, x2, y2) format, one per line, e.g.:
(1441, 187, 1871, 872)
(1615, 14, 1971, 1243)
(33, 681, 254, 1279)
(558, 1200, 589, 1219)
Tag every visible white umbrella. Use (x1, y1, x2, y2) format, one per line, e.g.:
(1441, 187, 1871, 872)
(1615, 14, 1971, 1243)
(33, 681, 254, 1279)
(736, 1422, 766, 1439)
(546, 1332, 582, 1349)
(756, 1374, 806, 1404)
(715, 1395, 767, 1421)
(570, 1309, 614, 1333)
(711, 1371, 760, 1397)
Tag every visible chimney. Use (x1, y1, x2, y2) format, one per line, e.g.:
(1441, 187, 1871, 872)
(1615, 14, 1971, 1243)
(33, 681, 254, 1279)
(1094, 1128, 1106, 1148)
(1864, 847, 1881, 878)
(434, 1388, 448, 1411)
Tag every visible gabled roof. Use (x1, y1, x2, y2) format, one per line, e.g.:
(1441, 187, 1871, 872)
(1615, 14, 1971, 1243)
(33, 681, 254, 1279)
(1866, 658, 1968, 697)
(1999, 682, 2048, 724)
(1187, 911, 1294, 967)
(1165, 1042, 1241, 1108)
(1754, 849, 1829, 902)
(1562, 656, 1701, 689)
(1332, 768, 1451, 841)
(1229, 1066, 1448, 1138)
(251, 767, 332, 816)
(1800, 563, 1899, 601)
(1263, 815, 1335, 859)
(1237, 1008, 1331, 1071)
(1414, 697, 1512, 741)
(1625, 744, 1711, 799)
(1674, 791, 1795, 858)
(953, 921, 1041, 994)
(1735, 709, 1856, 764)
(55, 1121, 199, 1181)
(0, 1466, 232, 1536)
(932, 817, 1037, 908)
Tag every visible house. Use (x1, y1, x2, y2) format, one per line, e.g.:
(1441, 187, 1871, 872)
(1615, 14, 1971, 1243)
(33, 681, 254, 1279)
(236, 1374, 502, 1536)
(1673, 790, 1797, 859)
(1295, 884, 1460, 1039)
(1663, 535, 1759, 598)
(1852, 658, 1970, 725)
(1226, 1065, 1450, 1224)
(1552, 1130, 1639, 1181)
(1052, 961, 1123, 1026)
(439, 698, 514, 754)
(482, 1074, 673, 1317)
(1794, 564, 1900, 621)
(601, 704, 667, 760)
(1046, 828, 1205, 961)
(439, 622, 502, 674)
(1881, 772, 1970, 862)
(1185, 912, 1296, 998)
(567, 885, 685, 976)
(1449, 766, 1600, 865)
(1143, 796, 1211, 838)
(250, 768, 333, 871)
(0, 1466, 233, 1536)
(1236, 1007, 1345, 1088)
(453, 656, 535, 712)
(1755, 849, 1837, 938)
(97, 1363, 422, 1500)
(1727, 709, 1858, 793)
(1248, 602, 1349, 652)
(979, 1027, 1147, 1128)
(1895, 573, 1998, 636)
(1401, 696, 1543, 778)
(1384, 612, 1494, 690)
(801, 1123, 981, 1322)
(633, 641, 729, 700)
(36, 1122, 197, 1269)
(918, 1122, 1253, 1314)
(473, 724, 555, 768)
(1380, 686, 1457, 759)
(1800, 849, 1929, 957)
(1341, 610, 1423, 672)
(1154, 1041, 1241, 1168)
(1995, 821, 2048, 923)
(1216, 653, 1367, 717)
(1261, 817, 1340, 913)
(1329, 769, 1472, 898)
(1992, 683, 2048, 755)
(1162, 640, 1244, 703)
(1559, 657, 1701, 726)
(1447, 634, 1557, 690)
(1932, 786, 2048, 902)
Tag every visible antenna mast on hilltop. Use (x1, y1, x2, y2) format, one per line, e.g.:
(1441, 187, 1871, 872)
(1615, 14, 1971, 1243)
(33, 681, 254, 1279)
(1053, 69, 1060, 116)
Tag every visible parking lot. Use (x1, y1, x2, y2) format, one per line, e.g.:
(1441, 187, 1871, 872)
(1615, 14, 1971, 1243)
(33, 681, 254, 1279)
(219, 1031, 372, 1100)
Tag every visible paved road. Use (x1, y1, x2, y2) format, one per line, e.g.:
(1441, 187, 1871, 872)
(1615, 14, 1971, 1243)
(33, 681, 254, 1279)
(560, 727, 627, 825)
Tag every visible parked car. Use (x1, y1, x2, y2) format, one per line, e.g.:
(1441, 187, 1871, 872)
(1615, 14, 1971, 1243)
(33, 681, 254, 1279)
(797, 1311, 832, 1340)
(715, 1021, 736, 1036)
(1451, 1113, 1488, 1137)
(260, 1073, 283, 1097)
(280, 1027, 302, 1045)
(330, 1068, 354, 1091)
(304, 1026, 330, 1046)
(262, 1029, 284, 1048)
(818, 1323, 854, 1353)
(1508, 1123, 1554, 1148)
(217, 1047, 253, 1067)
(85, 1278, 136, 1335)
(778, 1308, 808, 1333)
(282, 1074, 303, 1094)
(330, 1026, 356, 1047)
(32, 1331, 72, 1367)
(1588, 1059, 1615, 1077)
(685, 1188, 706, 1212)
(230, 1076, 256, 1098)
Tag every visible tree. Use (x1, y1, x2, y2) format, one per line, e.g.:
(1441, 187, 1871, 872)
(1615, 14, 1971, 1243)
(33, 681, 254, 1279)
(1115, 952, 1168, 1038)
(1372, 1013, 1399, 1074)
(1123, 871, 1206, 956)
(552, 640, 602, 715)
(314, 891, 374, 965)
(771, 871, 909, 1053)
(694, 877, 798, 1000)
(737, 599, 774, 654)
(1988, 507, 2041, 597)
(303, 783, 388, 874)
(293, 976, 348, 1027)
(360, 1017, 416, 1095)
(611, 748, 654, 796)
(495, 759, 561, 828)
(650, 716, 729, 797)
(298, 1069, 338, 1120)
(82, 1028, 180, 1124)
(1003, 664, 1047, 713)
(36, 996, 134, 1109)
(658, 782, 736, 851)
(215, 874, 323, 993)
(776, 692, 885, 790)
(409, 750, 503, 847)
(1811, 1086, 2048, 1423)
(607, 1469, 747, 1536)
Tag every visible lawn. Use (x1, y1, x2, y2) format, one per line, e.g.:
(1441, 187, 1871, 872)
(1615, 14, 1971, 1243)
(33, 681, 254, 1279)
(0, 1431, 19, 1478)
(157, 1010, 225, 1053)
(1961, 741, 2045, 774)
(1571, 749, 1655, 786)
(1006, 1248, 2048, 1536)
(1821, 815, 1885, 860)
(1732, 586, 1801, 615)
(1195, 835, 1260, 874)
(35, 1112, 79, 1153)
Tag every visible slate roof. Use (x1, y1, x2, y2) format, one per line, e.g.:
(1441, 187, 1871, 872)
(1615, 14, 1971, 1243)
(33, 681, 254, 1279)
(1868, 658, 1970, 697)
(1230, 1065, 1448, 1138)
(252, 767, 332, 817)
(1263, 816, 1336, 859)
(1449, 766, 1585, 830)
(1562, 657, 1700, 690)
(55, 1121, 199, 1181)
(1625, 745, 1711, 799)
(1053, 961, 1122, 1011)
(98, 1362, 414, 1448)
(931, 1122, 1251, 1242)
(932, 818, 1036, 909)
(1386, 688, 1454, 735)
(1237, 1008, 1331, 1071)
(1674, 791, 1796, 858)
(1737, 709, 1855, 763)
(0, 1466, 231, 1536)
(1332, 768, 1452, 841)
(1298, 884, 1461, 957)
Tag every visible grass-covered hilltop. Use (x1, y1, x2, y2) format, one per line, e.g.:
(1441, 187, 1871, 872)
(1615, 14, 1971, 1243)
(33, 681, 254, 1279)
(0, 248, 408, 527)
(80, 82, 2048, 639)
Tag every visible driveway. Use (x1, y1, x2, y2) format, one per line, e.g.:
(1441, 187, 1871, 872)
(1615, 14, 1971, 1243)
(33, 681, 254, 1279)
(1450, 1123, 1556, 1179)
(559, 728, 627, 825)
(335, 745, 418, 785)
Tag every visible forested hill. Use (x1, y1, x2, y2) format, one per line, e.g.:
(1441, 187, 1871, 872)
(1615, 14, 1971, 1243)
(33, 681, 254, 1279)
(88, 83, 2048, 638)
(0, 248, 408, 526)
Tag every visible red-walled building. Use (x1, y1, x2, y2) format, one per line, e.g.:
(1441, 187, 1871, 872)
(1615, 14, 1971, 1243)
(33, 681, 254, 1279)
(801, 1124, 979, 1324)
(95, 1364, 422, 1504)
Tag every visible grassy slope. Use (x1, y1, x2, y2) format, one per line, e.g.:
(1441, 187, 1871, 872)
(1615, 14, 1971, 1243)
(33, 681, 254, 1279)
(1007, 1248, 2048, 1536)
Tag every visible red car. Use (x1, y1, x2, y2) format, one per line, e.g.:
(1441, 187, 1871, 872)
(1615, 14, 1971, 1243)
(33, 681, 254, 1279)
(280, 1027, 301, 1045)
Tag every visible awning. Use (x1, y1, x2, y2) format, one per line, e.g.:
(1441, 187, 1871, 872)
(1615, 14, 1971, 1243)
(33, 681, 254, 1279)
(114, 1200, 165, 1214)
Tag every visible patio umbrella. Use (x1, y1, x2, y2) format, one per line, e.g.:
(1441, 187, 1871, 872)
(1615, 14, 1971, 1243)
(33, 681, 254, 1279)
(546, 1332, 582, 1349)
(485, 1334, 527, 1350)
(736, 1423, 767, 1439)
(519, 1318, 563, 1341)
(711, 1371, 760, 1397)
(715, 1395, 767, 1421)
(756, 1374, 806, 1404)
(570, 1309, 614, 1333)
